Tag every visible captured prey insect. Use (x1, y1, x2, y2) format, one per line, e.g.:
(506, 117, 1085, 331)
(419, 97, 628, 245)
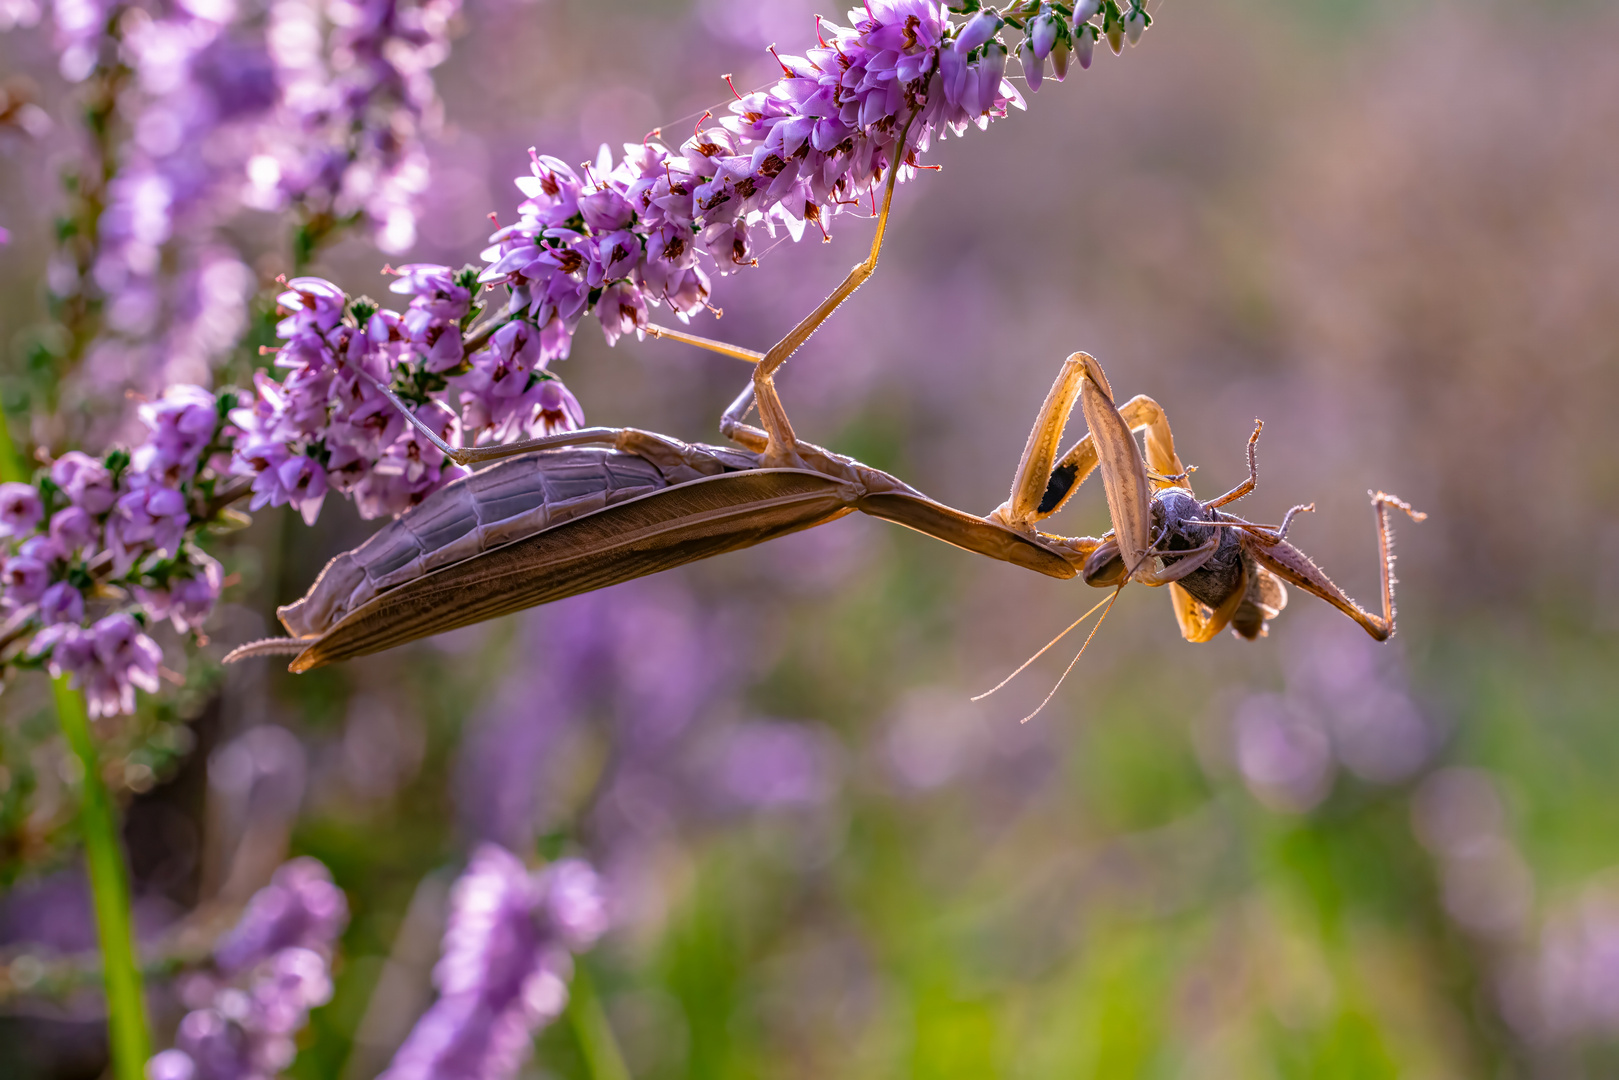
(224, 129, 1423, 675)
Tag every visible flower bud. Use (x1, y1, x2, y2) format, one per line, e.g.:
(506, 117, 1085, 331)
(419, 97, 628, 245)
(1031, 13, 1059, 61)
(1050, 36, 1071, 81)
(1125, 6, 1148, 44)
(955, 9, 1002, 54)
(1072, 0, 1101, 24)
(1076, 24, 1097, 68)
(1019, 39, 1043, 93)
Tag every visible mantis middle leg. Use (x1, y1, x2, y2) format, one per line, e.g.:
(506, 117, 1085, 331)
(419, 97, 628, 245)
(645, 112, 922, 464)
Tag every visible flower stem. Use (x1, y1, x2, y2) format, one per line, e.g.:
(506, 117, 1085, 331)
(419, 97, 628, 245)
(567, 963, 631, 1080)
(53, 677, 153, 1077)
(0, 412, 152, 1078)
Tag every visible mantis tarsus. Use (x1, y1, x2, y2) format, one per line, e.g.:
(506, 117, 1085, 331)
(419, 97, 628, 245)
(226, 137, 1424, 676)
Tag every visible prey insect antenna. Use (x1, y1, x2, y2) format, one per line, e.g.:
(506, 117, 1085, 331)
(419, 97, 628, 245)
(1019, 585, 1125, 725)
(970, 592, 1115, 702)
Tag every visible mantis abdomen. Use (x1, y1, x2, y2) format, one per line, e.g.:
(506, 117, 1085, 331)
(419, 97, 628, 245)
(279, 444, 729, 638)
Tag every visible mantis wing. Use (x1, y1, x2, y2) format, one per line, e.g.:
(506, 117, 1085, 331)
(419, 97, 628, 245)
(288, 469, 859, 671)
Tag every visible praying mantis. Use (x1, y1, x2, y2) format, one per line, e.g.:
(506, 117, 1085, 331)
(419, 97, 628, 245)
(226, 133, 1424, 679)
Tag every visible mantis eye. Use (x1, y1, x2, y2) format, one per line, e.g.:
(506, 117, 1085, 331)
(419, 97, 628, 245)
(1082, 538, 1127, 588)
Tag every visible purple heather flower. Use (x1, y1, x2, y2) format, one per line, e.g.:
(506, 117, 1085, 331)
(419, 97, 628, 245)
(0, 481, 43, 537)
(1031, 10, 1061, 60)
(228, 4, 1141, 524)
(1074, 24, 1097, 68)
(248, 947, 335, 1037)
(167, 1010, 255, 1080)
(83, 612, 164, 719)
(390, 263, 472, 321)
(49, 505, 98, 555)
(1019, 38, 1044, 92)
(28, 614, 163, 719)
(39, 581, 87, 626)
(538, 859, 610, 950)
(17, 534, 58, 565)
(534, 380, 584, 437)
(135, 385, 220, 483)
(279, 278, 347, 334)
(0, 553, 49, 605)
(274, 455, 329, 527)
(380, 846, 607, 1080)
(51, 451, 118, 515)
(463, 2, 1048, 363)
(27, 623, 96, 679)
(214, 857, 350, 975)
(596, 281, 648, 347)
(108, 482, 190, 573)
(149, 859, 347, 1080)
(248, 0, 461, 253)
(137, 554, 224, 633)
(146, 1047, 198, 1080)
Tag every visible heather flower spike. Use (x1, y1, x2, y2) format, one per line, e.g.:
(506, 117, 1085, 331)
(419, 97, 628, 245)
(380, 846, 608, 1080)
(147, 858, 349, 1080)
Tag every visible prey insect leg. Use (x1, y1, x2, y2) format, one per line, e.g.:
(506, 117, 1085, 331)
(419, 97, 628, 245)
(1247, 491, 1426, 641)
(1202, 420, 1264, 510)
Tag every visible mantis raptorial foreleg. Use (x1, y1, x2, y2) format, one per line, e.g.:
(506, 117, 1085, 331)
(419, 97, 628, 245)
(991, 377, 1187, 533)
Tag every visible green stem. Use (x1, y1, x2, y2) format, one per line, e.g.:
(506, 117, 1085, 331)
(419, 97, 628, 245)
(53, 678, 152, 1077)
(567, 962, 631, 1080)
(0, 412, 152, 1077)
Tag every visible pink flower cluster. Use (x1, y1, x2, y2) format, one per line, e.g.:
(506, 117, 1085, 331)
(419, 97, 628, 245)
(1, 386, 228, 718)
(474, 0, 1149, 366)
(229, 271, 585, 525)
(147, 858, 350, 1080)
(380, 845, 608, 1080)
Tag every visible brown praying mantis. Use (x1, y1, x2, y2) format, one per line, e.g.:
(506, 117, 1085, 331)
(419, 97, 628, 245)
(225, 138, 1424, 681)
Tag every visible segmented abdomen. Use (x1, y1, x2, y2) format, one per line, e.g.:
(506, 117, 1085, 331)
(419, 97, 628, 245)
(278, 445, 718, 637)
